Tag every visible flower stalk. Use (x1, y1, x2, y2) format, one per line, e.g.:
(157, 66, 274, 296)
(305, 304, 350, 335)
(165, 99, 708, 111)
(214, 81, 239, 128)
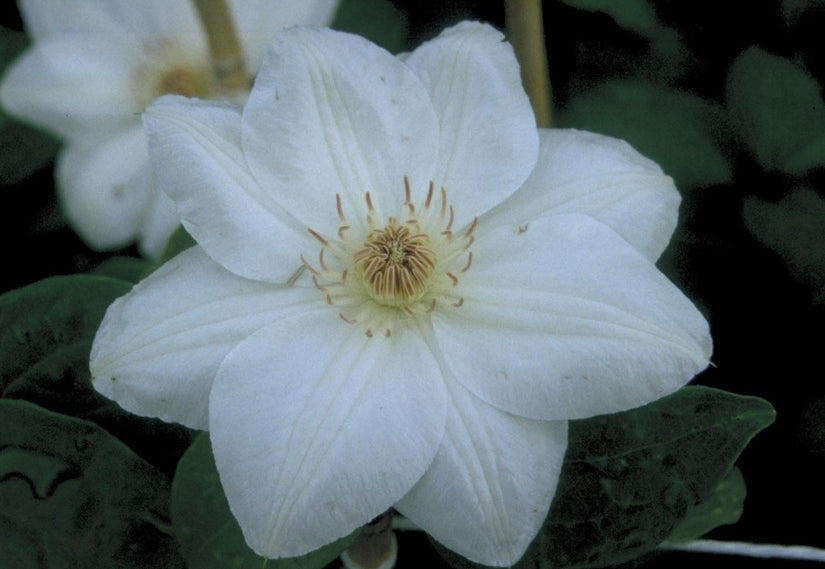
(505, 0, 552, 127)
(193, 0, 248, 94)
(340, 511, 397, 569)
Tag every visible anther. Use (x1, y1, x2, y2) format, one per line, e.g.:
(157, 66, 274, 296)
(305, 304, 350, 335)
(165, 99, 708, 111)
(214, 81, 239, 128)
(460, 252, 473, 273)
(365, 192, 374, 212)
(336, 194, 346, 221)
(425, 181, 434, 209)
(307, 228, 329, 246)
(452, 298, 464, 307)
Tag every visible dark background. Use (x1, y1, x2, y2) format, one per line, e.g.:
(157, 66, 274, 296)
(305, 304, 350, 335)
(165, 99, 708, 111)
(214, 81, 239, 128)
(2, 1, 824, 568)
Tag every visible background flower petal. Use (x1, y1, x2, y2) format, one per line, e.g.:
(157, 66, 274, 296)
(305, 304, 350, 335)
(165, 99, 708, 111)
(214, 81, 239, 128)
(209, 313, 447, 558)
(144, 96, 311, 283)
(403, 21, 539, 222)
(56, 125, 152, 251)
(18, 0, 205, 42)
(90, 247, 324, 430)
(433, 214, 712, 421)
(0, 37, 145, 138)
(486, 129, 681, 261)
(396, 381, 566, 567)
(241, 27, 439, 236)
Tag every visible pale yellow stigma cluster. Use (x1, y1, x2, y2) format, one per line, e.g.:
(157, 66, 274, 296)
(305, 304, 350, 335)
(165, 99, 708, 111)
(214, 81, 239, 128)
(303, 177, 477, 338)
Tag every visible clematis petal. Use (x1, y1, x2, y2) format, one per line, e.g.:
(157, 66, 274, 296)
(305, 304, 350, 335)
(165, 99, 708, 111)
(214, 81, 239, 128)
(18, 0, 204, 42)
(0, 36, 144, 139)
(396, 381, 566, 567)
(90, 247, 325, 430)
(144, 96, 310, 282)
(136, 189, 182, 259)
(486, 129, 681, 261)
(241, 27, 439, 235)
(228, 0, 341, 72)
(404, 21, 539, 221)
(433, 214, 711, 421)
(209, 313, 447, 558)
(56, 125, 152, 251)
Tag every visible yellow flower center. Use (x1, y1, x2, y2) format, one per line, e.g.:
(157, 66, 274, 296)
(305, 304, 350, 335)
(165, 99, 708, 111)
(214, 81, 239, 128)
(353, 223, 436, 307)
(303, 177, 477, 338)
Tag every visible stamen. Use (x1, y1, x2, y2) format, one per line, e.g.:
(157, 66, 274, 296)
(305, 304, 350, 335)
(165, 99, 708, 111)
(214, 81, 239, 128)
(307, 228, 329, 246)
(301, 254, 320, 276)
(404, 176, 411, 204)
(460, 252, 473, 273)
(464, 217, 478, 238)
(365, 192, 374, 212)
(338, 225, 350, 238)
(447, 272, 459, 286)
(336, 194, 346, 221)
(440, 187, 447, 217)
(452, 298, 464, 307)
(340, 313, 357, 324)
(319, 248, 329, 272)
(425, 181, 434, 209)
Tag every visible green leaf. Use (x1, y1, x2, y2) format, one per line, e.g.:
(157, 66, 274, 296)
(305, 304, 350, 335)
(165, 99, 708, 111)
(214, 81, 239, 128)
(439, 387, 774, 569)
(172, 433, 360, 569)
(160, 225, 196, 264)
(0, 275, 193, 470)
(0, 399, 184, 569)
(743, 187, 825, 303)
(90, 256, 155, 284)
(0, 26, 60, 185)
(665, 467, 745, 543)
(331, 0, 408, 54)
(559, 80, 733, 189)
(726, 46, 825, 174)
(0, 275, 132, 414)
(558, 0, 659, 37)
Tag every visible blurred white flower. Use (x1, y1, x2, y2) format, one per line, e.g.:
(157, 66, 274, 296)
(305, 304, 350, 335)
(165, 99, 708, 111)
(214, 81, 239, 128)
(90, 22, 712, 567)
(0, 0, 340, 255)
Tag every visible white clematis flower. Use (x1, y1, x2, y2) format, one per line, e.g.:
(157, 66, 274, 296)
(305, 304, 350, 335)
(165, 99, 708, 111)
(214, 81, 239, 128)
(89, 22, 712, 567)
(0, 0, 340, 256)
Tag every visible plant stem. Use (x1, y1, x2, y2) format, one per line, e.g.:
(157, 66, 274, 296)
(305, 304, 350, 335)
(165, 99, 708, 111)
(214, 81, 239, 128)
(505, 0, 552, 128)
(661, 539, 825, 562)
(193, 0, 248, 95)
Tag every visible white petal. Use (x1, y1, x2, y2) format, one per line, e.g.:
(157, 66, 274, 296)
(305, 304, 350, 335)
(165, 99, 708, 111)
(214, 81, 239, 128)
(241, 27, 439, 235)
(404, 21, 539, 221)
(209, 312, 447, 558)
(56, 126, 152, 251)
(0, 37, 144, 139)
(136, 189, 182, 259)
(486, 129, 681, 261)
(90, 247, 323, 430)
(433, 214, 711, 421)
(228, 0, 341, 72)
(396, 381, 566, 567)
(18, 0, 204, 42)
(144, 96, 309, 282)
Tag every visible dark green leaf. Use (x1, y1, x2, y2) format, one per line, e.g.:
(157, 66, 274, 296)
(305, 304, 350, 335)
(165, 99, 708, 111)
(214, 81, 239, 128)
(743, 187, 825, 303)
(0, 275, 193, 473)
(438, 387, 774, 569)
(665, 467, 745, 543)
(160, 225, 196, 265)
(559, 80, 733, 189)
(0, 399, 184, 569)
(331, 0, 408, 54)
(90, 256, 155, 284)
(558, 0, 659, 37)
(726, 46, 825, 174)
(172, 433, 359, 569)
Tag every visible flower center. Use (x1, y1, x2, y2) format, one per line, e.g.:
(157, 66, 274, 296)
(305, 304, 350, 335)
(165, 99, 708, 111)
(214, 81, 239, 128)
(303, 177, 477, 338)
(353, 223, 436, 307)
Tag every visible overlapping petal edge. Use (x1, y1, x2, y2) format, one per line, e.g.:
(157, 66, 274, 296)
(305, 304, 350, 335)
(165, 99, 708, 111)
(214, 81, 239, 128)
(91, 22, 712, 567)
